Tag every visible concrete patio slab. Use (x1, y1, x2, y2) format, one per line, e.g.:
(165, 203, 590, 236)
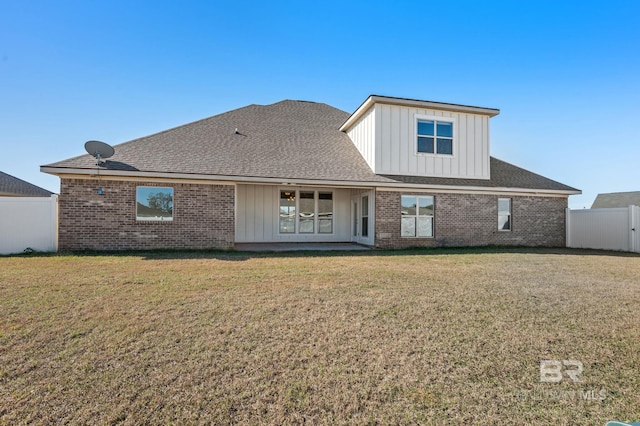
(234, 243, 371, 252)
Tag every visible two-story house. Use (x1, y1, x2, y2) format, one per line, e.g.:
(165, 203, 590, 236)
(41, 95, 580, 251)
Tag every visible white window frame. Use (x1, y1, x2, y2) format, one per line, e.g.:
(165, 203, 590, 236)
(298, 191, 316, 234)
(498, 198, 512, 231)
(317, 192, 334, 235)
(279, 190, 297, 234)
(415, 114, 456, 157)
(278, 189, 334, 235)
(401, 195, 434, 238)
(361, 195, 369, 238)
(136, 186, 174, 222)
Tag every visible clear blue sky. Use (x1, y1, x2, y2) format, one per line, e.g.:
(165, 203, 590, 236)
(1, 1, 638, 208)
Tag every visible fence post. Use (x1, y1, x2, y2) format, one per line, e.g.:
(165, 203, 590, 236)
(51, 194, 59, 252)
(631, 205, 638, 253)
(636, 206, 640, 253)
(565, 208, 571, 248)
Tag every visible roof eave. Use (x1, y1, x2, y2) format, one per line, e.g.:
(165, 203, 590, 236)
(41, 166, 580, 196)
(340, 95, 500, 132)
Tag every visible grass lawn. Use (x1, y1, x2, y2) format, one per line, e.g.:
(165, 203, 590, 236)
(1, 247, 639, 425)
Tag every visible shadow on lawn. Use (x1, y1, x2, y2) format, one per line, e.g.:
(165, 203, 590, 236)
(19, 246, 638, 261)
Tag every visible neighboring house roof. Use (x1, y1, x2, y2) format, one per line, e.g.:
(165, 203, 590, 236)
(42, 99, 579, 193)
(0, 171, 53, 197)
(591, 191, 640, 208)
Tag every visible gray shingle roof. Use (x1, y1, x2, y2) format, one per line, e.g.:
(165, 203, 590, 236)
(381, 157, 579, 192)
(0, 171, 54, 197)
(44, 99, 578, 192)
(591, 191, 640, 208)
(46, 100, 380, 182)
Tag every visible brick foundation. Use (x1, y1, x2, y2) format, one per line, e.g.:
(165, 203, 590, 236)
(59, 178, 235, 251)
(375, 191, 567, 249)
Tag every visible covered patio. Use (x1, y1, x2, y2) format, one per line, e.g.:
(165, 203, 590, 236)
(234, 242, 371, 252)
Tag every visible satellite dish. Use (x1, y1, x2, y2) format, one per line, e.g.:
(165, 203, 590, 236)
(84, 140, 115, 165)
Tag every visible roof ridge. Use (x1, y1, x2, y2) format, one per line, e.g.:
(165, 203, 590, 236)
(595, 190, 640, 195)
(369, 94, 499, 112)
(281, 99, 318, 103)
(272, 99, 345, 109)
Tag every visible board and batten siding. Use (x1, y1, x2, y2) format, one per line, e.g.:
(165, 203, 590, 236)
(235, 184, 352, 243)
(345, 103, 491, 180)
(346, 105, 376, 171)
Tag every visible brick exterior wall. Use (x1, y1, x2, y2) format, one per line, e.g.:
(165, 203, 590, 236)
(59, 178, 235, 251)
(375, 191, 567, 249)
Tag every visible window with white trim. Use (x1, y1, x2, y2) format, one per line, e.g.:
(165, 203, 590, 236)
(401, 195, 434, 237)
(299, 191, 315, 233)
(279, 191, 296, 233)
(279, 190, 333, 235)
(417, 118, 454, 155)
(498, 198, 511, 231)
(361, 195, 369, 238)
(136, 187, 173, 221)
(318, 192, 333, 234)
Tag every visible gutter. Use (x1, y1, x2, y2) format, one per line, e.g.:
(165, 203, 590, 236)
(40, 166, 581, 197)
(339, 95, 500, 132)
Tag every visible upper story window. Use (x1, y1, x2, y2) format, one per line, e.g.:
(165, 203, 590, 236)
(417, 117, 454, 155)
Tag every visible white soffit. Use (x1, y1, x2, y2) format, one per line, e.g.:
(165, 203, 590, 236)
(340, 95, 500, 132)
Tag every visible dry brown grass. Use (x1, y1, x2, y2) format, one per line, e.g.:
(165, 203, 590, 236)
(1, 248, 639, 425)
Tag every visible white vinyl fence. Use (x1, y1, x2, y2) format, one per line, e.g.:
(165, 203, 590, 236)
(566, 205, 640, 253)
(0, 195, 58, 255)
